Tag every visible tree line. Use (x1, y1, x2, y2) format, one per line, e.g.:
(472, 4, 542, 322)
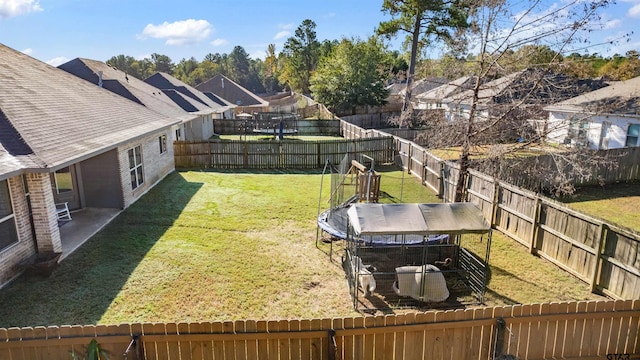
(106, 17, 639, 117)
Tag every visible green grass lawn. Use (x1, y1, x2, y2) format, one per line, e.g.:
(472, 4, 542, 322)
(0, 169, 604, 328)
(560, 181, 640, 232)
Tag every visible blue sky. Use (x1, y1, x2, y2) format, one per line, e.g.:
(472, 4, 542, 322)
(1, 0, 638, 67)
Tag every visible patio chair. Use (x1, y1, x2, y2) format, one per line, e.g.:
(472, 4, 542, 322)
(55, 202, 72, 221)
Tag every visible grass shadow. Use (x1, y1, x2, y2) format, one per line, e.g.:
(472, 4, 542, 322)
(0, 172, 202, 327)
(560, 181, 640, 203)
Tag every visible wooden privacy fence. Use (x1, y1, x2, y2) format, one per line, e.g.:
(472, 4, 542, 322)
(497, 146, 640, 190)
(213, 119, 341, 135)
(340, 120, 640, 301)
(1, 300, 637, 360)
(464, 169, 640, 300)
(173, 138, 395, 169)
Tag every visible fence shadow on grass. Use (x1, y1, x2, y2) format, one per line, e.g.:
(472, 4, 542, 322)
(560, 180, 640, 203)
(0, 172, 203, 327)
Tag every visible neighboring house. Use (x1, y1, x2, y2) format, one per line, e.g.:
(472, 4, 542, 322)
(443, 69, 608, 124)
(144, 72, 235, 123)
(386, 78, 447, 111)
(0, 44, 179, 287)
(412, 76, 475, 111)
(58, 58, 212, 142)
(544, 76, 640, 149)
(195, 74, 269, 114)
(443, 71, 524, 123)
(398, 77, 449, 102)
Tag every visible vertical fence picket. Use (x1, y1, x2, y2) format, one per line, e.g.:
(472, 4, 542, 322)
(267, 320, 279, 360)
(341, 317, 354, 360)
(177, 322, 191, 360)
(352, 317, 365, 360)
(373, 315, 385, 360)
(188, 322, 209, 360)
(298, 319, 311, 360)
(244, 320, 258, 360)
(256, 321, 268, 360)
(221, 321, 234, 360)
(277, 320, 290, 360)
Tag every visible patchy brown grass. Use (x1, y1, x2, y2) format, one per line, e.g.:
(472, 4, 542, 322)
(0, 169, 606, 328)
(561, 181, 640, 233)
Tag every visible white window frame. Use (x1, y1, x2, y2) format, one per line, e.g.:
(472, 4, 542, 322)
(159, 134, 167, 154)
(128, 146, 144, 190)
(0, 179, 19, 252)
(625, 124, 640, 147)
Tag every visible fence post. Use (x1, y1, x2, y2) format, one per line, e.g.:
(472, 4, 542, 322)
(407, 142, 413, 174)
(438, 161, 445, 198)
(208, 141, 212, 168)
(490, 180, 499, 229)
(243, 142, 248, 168)
(591, 223, 608, 293)
(528, 196, 542, 255)
(492, 317, 507, 359)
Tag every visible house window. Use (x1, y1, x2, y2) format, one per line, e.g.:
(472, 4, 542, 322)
(568, 118, 589, 146)
(625, 124, 640, 147)
(54, 167, 73, 194)
(128, 146, 144, 190)
(175, 128, 182, 141)
(159, 134, 167, 154)
(0, 180, 19, 251)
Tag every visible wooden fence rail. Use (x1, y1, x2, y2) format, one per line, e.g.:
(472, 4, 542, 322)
(1, 300, 637, 360)
(173, 137, 395, 169)
(340, 119, 640, 301)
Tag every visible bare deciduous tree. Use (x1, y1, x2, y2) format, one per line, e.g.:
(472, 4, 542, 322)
(406, 0, 627, 199)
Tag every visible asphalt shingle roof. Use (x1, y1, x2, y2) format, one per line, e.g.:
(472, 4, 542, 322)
(0, 44, 179, 175)
(415, 76, 475, 101)
(195, 74, 267, 107)
(544, 75, 640, 116)
(59, 58, 199, 119)
(145, 72, 230, 111)
(446, 68, 608, 107)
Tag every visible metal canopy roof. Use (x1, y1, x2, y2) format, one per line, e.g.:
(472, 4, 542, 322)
(347, 202, 491, 236)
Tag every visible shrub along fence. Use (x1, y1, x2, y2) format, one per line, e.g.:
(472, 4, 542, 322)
(1, 300, 637, 360)
(340, 120, 640, 301)
(173, 137, 395, 169)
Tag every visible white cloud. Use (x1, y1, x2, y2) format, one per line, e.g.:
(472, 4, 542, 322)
(211, 38, 228, 47)
(629, 2, 640, 18)
(140, 19, 212, 45)
(0, 0, 42, 19)
(21, 48, 33, 55)
(279, 23, 294, 30)
(273, 31, 290, 40)
(604, 19, 622, 29)
(46, 56, 69, 67)
(250, 50, 265, 60)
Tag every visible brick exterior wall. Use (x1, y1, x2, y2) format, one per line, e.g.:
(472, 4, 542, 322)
(0, 176, 37, 286)
(1, 129, 174, 288)
(119, 129, 175, 209)
(26, 173, 62, 253)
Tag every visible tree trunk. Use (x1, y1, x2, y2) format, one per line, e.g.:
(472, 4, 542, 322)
(454, 70, 483, 202)
(402, 13, 423, 125)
